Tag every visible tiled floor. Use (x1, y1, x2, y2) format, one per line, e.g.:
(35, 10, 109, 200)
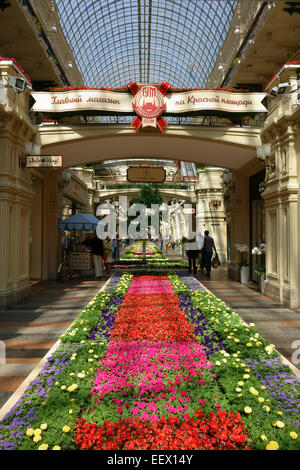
(0, 279, 103, 409)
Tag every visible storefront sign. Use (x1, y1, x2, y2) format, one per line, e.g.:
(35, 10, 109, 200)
(26, 155, 63, 168)
(127, 167, 166, 183)
(31, 87, 267, 116)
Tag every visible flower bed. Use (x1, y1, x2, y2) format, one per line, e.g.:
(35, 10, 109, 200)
(0, 272, 299, 451)
(121, 241, 166, 260)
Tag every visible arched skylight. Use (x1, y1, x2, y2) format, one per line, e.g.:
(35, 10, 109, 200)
(57, 0, 237, 89)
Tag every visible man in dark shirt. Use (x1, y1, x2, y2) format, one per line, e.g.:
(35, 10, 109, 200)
(82, 234, 104, 279)
(202, 230, 217, 277)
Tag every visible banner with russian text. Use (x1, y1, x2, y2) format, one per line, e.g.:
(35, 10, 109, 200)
(31, 88, 267, 115)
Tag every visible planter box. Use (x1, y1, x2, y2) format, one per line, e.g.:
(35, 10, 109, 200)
(240, 266, 250, 285)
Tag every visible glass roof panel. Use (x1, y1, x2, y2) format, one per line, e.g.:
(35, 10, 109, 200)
(57, 0, 237, 88)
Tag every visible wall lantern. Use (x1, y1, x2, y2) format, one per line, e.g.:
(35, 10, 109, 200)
(256, 143, 275, 171)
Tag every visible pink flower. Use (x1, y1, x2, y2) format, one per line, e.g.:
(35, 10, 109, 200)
(117, 407, 123, 414)
(148, 402, 158, 412)
(198, 399, 205, 407)
(150, 414, 159, 422)
(167, 406, 177, 414)
(215, 403, 221, 409)
(130, 407, 139, 415)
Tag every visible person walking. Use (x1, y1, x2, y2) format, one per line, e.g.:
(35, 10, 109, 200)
(112, 233, 120, 260)
(202, 230, 217, 278)
(103, 236, 112, 278)
(82, 234, 104, 280)
(186, 237, 200, 275)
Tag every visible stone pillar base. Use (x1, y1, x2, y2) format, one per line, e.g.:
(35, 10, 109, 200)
(264, 279, 300, 309)
(0, 283, 32, 309)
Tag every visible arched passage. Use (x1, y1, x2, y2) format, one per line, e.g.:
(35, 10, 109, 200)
(38, 125, 260, 171)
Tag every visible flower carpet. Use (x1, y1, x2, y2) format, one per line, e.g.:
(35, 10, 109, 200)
(121, 241, 166, 260)
(0, 273, 299, 451)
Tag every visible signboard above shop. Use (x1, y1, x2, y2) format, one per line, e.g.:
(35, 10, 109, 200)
(26, 155, 63, 168)
(127, 166, 166, 183)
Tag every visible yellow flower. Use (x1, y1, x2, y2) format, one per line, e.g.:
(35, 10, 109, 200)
(238, 381, 244, 386)
(290, 432, 298, 439)
(243, 374, 250, 379)
(258, 397, 265, 403)
(40, 423, 47, 430)
(236, 387, 242, 392)
(33, 429, 42, 435)
(67, 384, 78, 392)
(263, 405, 270, 412)
(53, 446, 61, 450)
(238, 393, 243, 397)
(246, 343, 252, 347)
(26, 428, 34, 437)
(62, 426, 71, 433)
(261, 435, 268, 441)
(234, 338, 240, 343)
(274, 421, 284, 428)
(266, 441, 279, 450)
(244, 406, 252, 414)
(38, 444, 49, 450)
(88, 349, 94, 354)
(277, 411, 283, 415)
(33, 435, 42, 443)
(249, 387, 258, 395)
(61, 385, 66, 390)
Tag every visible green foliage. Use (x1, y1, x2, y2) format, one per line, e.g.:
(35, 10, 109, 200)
(133, 183, 164, 207)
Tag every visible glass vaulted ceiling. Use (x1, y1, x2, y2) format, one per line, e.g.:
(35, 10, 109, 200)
(56, 0, 237, 89)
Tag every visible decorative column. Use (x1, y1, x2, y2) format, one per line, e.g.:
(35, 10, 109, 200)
(195, 168, 227, 263)
(0, 117, 35, 307)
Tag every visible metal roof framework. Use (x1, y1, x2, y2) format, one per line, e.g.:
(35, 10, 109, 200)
(56, 0, 237, 90)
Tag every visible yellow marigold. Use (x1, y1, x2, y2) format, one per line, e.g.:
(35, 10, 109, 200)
(40, 423, 47, 430)
(33, 435, 42, 443)
(38, 444, 49, 450)
(246, 343, 252, 347)
(26, 428, 34, 437)
(290, 432, 298, 440)
(266, 441, 279, 450)
(244, 406, 252, 414)
(249, 387, 258, 395)
(33, 429, 42, 435)
(263, 405, 270, 412)
(258, 397, 265, 403)
(261, 435, 268, 441)
(62, 426, 71, 433)
(53, 446, 61, 450)
(243, 374, 250, 379)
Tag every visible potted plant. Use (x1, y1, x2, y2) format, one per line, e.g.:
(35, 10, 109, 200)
(252, 244, 266, 294)
(234, 243, 250, 284)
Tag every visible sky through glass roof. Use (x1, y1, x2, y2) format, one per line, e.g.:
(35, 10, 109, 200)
(57, 0, 237, 89)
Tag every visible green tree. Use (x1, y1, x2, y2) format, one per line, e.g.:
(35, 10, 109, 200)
(134, 183, 163, 207)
